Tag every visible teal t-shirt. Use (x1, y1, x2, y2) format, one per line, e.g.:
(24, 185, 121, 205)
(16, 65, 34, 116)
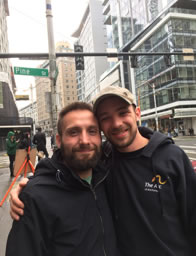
(82, 176, 92, 185)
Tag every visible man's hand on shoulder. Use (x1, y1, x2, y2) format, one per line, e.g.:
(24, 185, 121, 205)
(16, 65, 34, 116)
(9, 177, 29, 220)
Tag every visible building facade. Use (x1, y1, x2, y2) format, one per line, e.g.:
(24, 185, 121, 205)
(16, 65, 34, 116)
(101, 0, 196, 134)
(55, 42, 78, 107)
(19, 101, 38, 134)
(35, 42, 77, 133)
(0, 0, 19, 151)
(0, 0, 18, 119)
(72, 0, 109, 102)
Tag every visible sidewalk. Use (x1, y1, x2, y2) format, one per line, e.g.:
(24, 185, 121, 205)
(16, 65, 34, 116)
(0, 152, 9, 169)
(172, 135, 196, 140)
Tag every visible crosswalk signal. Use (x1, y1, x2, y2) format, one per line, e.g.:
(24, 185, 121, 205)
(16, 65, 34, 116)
(74, 45, 84, 70)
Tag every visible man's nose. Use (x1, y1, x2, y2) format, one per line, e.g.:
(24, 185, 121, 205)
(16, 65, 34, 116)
(111, 116, 122, 128)
(79, 131, 90, 144)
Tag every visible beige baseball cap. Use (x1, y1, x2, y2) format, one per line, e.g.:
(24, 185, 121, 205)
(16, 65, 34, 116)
(93, 86, 136, 114)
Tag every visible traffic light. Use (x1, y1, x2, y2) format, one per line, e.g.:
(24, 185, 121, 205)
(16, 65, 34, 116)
(74, 45, 84, 70)
(130, 56, 138, 68)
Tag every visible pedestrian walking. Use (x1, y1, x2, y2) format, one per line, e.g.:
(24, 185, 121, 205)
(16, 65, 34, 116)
(6, 131, 18, 177)
(174, 127, 178, 137)
(33, 127, 49, 161)
(50, 132, 54, 148)
(17, 132, 32, 150)
(167, 127, 172, 137)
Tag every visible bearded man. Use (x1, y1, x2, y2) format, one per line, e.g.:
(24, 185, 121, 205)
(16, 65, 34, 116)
(6, 102, 119, 256)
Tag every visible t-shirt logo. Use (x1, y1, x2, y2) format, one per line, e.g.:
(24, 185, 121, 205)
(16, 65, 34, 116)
(144, 174, 167, 192)
(152, 175, 167, 185)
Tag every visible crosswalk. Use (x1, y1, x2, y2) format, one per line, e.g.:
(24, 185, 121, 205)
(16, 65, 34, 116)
(179, 145, 196, 161)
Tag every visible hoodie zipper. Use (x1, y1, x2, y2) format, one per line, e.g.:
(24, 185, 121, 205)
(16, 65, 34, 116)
(90, 186, 107, 256)
(56, 167, 109, 256)
(90, 170, 109, 256)
(91, 170, 110, 256)
(77, 177, 108, 256)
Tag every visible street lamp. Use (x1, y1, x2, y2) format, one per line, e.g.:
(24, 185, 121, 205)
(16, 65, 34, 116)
(45, 0, 58, 142)
(152, 83, 159, 131)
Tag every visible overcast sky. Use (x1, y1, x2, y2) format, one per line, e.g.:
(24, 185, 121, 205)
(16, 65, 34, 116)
(7, 0, 88, 108)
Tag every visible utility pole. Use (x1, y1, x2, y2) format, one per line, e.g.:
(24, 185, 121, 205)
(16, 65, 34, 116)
(45, 0, 58, 139)
(30, 83, 36, 135)
(152, 83, 159, 131)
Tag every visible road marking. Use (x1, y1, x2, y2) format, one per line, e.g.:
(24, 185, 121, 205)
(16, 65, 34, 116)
(184, 150, 196, 154)
(179, 145, 196, 149)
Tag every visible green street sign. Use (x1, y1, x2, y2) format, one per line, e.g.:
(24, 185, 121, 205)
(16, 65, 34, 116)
(14, 67, 48, 77)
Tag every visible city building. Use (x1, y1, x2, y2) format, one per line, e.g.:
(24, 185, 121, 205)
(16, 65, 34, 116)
(55, 42, 77, 107)
(0, 0, 18, 116)
(101, 0, 196, 134)
(19, 101, 38, 135)
(35, 42, 77, 133)
(72, 0, 109, 102)
(0, 0, 20, 151)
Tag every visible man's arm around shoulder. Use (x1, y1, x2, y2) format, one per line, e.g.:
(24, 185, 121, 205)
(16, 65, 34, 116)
(6, 186, 48, 256)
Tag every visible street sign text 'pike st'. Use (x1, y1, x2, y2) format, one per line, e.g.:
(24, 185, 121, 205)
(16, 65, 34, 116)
(14, 67, 48, 77)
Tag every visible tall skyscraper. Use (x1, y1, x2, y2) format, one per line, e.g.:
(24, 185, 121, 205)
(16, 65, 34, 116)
(102, 0, 196, 134)
(72, 0, 109, 102)
(35, 42, 77, 133)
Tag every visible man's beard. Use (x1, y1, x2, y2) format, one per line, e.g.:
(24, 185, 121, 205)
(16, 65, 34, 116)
(109, 125, 137, 150)
(60, 143, 101, 173)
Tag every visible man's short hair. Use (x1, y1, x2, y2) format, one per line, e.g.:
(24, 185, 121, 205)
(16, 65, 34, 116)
(37, 127, 42, 132)
(92, 86, 136, 114)
(57, 102, 93, 136)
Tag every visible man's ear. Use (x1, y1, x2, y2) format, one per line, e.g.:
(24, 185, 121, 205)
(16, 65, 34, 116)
(135, 106, 141, 122)
(56, 134, 61, 148)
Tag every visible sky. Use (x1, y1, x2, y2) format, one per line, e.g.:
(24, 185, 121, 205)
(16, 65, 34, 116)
(7, 0, 89, 109)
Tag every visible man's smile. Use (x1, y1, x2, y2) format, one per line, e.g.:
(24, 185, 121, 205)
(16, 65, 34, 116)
(111, 128, 129, 138)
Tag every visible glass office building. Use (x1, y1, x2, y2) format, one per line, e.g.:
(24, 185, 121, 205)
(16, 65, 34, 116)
(102, 0, 196, 134)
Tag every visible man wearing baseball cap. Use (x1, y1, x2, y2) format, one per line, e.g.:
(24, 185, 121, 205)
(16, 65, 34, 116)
(9, 86, 196, 256)
(92, 85, 196, 256)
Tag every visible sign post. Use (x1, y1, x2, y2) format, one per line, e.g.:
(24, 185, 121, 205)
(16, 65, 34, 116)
(14, 67, 48, 77)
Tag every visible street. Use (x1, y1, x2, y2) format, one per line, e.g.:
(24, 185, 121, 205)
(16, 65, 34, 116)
(174, 135, 196, 161)
(0, 135, 196, 255)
